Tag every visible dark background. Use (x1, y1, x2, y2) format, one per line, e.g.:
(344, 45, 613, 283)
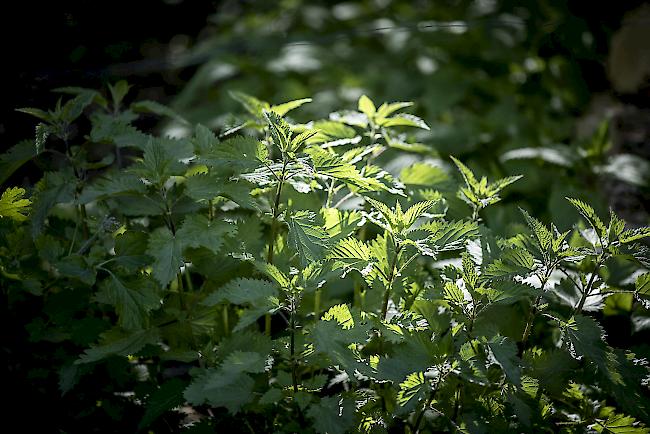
(1, 0, 648, 151)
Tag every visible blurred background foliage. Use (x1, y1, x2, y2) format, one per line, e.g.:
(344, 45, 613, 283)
(3, 0, 648, 230)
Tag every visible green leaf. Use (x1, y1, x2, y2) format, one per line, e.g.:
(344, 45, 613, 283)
(323, 208, 362, 240)
(138, 378, 187, 430)
(78, 172, 146, 204)
(450, 156, 479, 191)
(77, 327, 159, 364)
(358, 95, 376, 118)
(287, 210, 331, 267)
(594, 409, 649, 433)
(35, 123, 49, 154)
(184, 369, 254, 414)
(203, 278, 278, 306)
(489, 175, 524, 194)
(31, 170, 77, 237)
(487, 335, 522, 387)
(619, 227, 650, 244)
(247, 262, 286, 287)
(16, 107, 52, 122)
(444, 282, 467, 307)
(402, 200, 439, 230)
(328, 237, 375, 278)
(636, 273, 650, 297)
(134, 139, 185, 186)
(131, 100, 188, 124)
(380, 113, 430, 130)
(54, 255, 96, 285)
(200, 136, 268, 172)
(290, 129, 319, 153)
(564, 315, 622, 384)
(500, 146, 576, 167)
(177, 215, 237, 255)
(635, 273, 650, 308)
(0, 140, 36, 185)
(60, 91, 95, 123)
(484, 248, 535, 280)
(306, 146, 386, 192)
(147, 227, 184, 287)
(113, 231, 151, 270)
(94, 274, 160, 331)
(108, 80, 131, 108)
(566, 197, 607, 237)
(397, 371, 427, 407)
(365, 197, 400, 232)
(520, 208, 553, 253)
(229, 90, 269, 116)
(307, 396, 355, 434)
(270, 97, 312, 116)
(222, 351, 267, 375)
(0, 187, 31, 222)
(321, 304, 354, 329)
(418, 219, 479, 253)
(264, 110, 292, 153)
(376, 101, 414, 119)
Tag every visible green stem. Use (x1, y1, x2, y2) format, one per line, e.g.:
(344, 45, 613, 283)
(313, 289, 321, 319)
(413, 382, 439, 434)
(290, 295, 299, 393)
(266, 160, 287, 264)
(381, 242, 402, 321)
(223, 305, 229, 336)
(325, 178, 336, 208)
(573, 256, 604, 315)
(265, 160, 287, 336)
(79, 204, 89, 239)
(521, 268, 552, 347)
(451, 383, 462, 424)
(177, 272, 185, 310)
(471, 204, 480, 223)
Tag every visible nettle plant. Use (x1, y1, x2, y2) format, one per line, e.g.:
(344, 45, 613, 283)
(1, 85, 650, 433)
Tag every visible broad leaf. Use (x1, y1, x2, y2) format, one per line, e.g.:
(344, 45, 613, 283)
(147, 227, 184, 287)
(287, 210, 331, 267)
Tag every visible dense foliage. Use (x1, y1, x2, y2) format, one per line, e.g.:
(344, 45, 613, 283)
(1, 83, 649, 433)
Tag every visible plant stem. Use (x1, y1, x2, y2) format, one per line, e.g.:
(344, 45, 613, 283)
(521, 268, 552, 347)
(381, 243, 402, 321)
(177, 272, 185, 310)
(223, 305, 229, 336)
(290, 295, 299, 393)
(266, 160, 287, 264)
(79, 204, 89, 239)
(573, 256, 604, 315)
(313, 289, 321, 319)
(471, 204, 480, 222)
(325, 178, 336, 208)
(264, 161, 287, 336)
(413, 385, 438, 434)
(521, 293, 543, 346)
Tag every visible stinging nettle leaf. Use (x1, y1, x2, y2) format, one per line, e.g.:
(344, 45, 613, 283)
(270, 97, 312, 116)
(138, 378, 187, 430)
(177, 215, 237, 255)
(147, 227, 184, 287)
(0, 187, 31, 222)
(94, 274, 160, 331)
(77, 327, 159, 364)
(287, 210, 331, 267)
(358, 94, 376, 118)
(566, 197, 607, 237)
(203, 278, 278, 306)
(328, 237, 375, 277)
